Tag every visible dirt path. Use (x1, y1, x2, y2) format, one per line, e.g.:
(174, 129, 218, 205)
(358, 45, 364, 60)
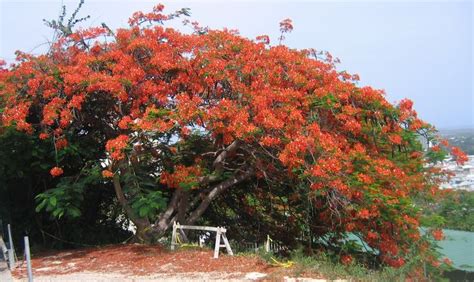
(11, 244, 334, 281)
(12, 271, 265, 281)
(10, 244, 271, 281)
(12, 272, 338, 282)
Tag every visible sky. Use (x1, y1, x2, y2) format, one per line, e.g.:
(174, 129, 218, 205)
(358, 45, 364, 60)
(0, 0, 472, 129)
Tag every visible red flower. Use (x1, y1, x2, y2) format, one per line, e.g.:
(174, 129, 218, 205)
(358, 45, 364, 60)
(256, 35, 270, 45)
(389, 134, 402, 145)
(357, 173, 373, 184)
(341, 255, 353, 265)
(388, 257, 405, 267)
(451, 146, 468, 165)
(366, 231, 378, 241)
(102, 170, 114, 178)
(118, 116, 133, 129)
(431, 229, 444, 241)
(399, 99, 413, 112)
(443, 258, 452, 266)
(50, 167, 64, 177)
(39, 133, 50, 140)
(105, 135, 129, 160)
(310, 183, 324, 190)
(357, 209, 370, 219)
(55, 138, 68, 150)
(431, 145, 441, 152)
(160, 164, 202, 189)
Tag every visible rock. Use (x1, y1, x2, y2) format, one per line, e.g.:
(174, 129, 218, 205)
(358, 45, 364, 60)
(245, 272, 267, 280)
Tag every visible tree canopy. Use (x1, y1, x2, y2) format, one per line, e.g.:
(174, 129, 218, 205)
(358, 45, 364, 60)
(0, 3, 467, 269)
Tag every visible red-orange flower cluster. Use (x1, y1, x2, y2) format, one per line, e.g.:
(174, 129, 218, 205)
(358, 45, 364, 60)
(341, 255, 353, 265)
(160, 165, 202, 189)
(102, 170, 114, 178)
(105, 135, 129, 160)
(50, 166, 64, 177)
(431, 229, 445, 241)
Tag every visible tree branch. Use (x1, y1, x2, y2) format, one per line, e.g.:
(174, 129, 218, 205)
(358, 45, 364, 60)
(113, 173, 150, 228)
(185, 168, 254, 225)
(213, 140, 241, 172)
(154, 189, 182, 229)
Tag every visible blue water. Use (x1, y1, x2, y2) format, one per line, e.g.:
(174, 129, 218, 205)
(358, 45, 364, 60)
(438, 229, 474, 271)
(344, 229, 473, 271)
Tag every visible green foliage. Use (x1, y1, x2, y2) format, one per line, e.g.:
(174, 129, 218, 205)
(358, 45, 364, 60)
(284, 248, 448, 281)
(131, 191, 166, 219)
(35, 185, 82, 218)
(421, 190, 474, 232)
(426, 148, 448, 163)
(420, 214, 446, 228)
(35, 164, 102, 218)
(309, 92, 338, 110)
(0, 127, 132, 250)
(147, 108, 171, 119)
(178, 180, 199, 190)
(440, 129, 474, 155)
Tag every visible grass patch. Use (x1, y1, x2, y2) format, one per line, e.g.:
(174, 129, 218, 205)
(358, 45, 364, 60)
(288, 249, 411, 281)
(247, 247, 446, 281)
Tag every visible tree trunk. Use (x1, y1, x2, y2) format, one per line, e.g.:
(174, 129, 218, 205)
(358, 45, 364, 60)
(113, 174, 153, 243)
(177, 190, 190, 224)
(149, 169, 254, 239)
(186, 168, 253, 225)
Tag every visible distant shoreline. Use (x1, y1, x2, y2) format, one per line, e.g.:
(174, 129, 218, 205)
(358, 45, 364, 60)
(438, 128, 474, 135)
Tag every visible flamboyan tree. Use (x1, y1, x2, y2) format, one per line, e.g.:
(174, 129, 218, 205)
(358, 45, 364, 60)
(0, 3, 467, 267)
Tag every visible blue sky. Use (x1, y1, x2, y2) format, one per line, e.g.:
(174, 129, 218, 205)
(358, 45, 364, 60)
(1, 0, 472, 129)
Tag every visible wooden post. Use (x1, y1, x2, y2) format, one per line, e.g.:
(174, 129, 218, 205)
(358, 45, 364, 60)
(265, 235, 270, 253)
(7, 224, 14, 269)
(214, 228, 221, 259)
(170, 221, 177, 250)
(221, 233, 233, 256)
(178, 228, 188, 243)
(170, 223, 233, 258)
(24, 236, 33, 282)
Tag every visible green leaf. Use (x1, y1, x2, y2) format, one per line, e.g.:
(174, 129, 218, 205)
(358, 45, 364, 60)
(49, 196, 57, 207)
(35, 198, 48, 212)
(139, 206, 150, 217)
(68, 206, 82, 218)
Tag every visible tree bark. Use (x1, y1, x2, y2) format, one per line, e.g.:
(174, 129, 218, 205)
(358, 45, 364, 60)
(185, 168, 254, 225)
(149, 169, 254, 238)
(113, 174, 151, 242)
(140, 141, 253, 241)
(213, 140, 241, 172)
(177, 190, 190, 224)
(155, 189, 182, 230)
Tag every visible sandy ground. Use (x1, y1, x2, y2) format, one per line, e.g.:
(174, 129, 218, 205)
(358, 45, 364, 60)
(10, 244, 338, 281)
(12, 272, 342, 282)
(12, 271, 265, 281)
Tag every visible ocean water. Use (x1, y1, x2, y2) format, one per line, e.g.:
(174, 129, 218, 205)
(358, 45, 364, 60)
(345, 228, 473, 271)
(439, 229, 474, 271)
